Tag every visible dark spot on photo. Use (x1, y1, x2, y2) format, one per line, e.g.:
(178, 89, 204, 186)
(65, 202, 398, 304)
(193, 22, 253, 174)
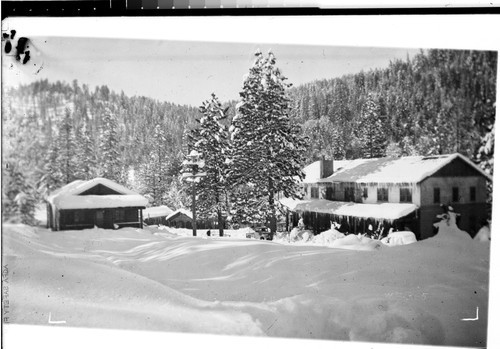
(23, 50, 31, 64)
(5, 41, 12, 54)
(15, 37, 29, 61)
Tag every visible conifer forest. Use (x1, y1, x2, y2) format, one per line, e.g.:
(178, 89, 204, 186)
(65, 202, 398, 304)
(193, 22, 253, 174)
(2, 48, 497, 228)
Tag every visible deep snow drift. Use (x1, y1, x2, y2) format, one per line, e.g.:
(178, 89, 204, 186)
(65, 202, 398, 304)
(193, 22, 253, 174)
(2, 221, 491, 347)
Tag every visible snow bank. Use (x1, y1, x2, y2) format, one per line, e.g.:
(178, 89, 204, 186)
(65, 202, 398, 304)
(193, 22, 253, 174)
(380, 231, 417, 246)
(2, 221, 490, 347)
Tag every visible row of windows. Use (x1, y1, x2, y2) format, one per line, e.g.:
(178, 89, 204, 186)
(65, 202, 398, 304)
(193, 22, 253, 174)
(433, 186, 476, 203)
(73, 209, 132, 223)
(307, 186, 412, 203)
(307, 185, 477, 204)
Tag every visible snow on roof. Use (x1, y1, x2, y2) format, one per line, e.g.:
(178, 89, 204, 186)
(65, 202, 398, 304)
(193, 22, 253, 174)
(48, 178, 138, 199)
(144, 206, 174, 219)
(53, 195, 148, 210)
(166, 209, 193, 221)
(47, 178, 147, 209)
(301, 160, 351, 183)
(281, 198, 417, 221)
(316, 153, 491, 185)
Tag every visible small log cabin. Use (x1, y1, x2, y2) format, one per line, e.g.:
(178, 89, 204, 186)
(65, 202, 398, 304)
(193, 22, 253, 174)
(47, 178, 148, 231)
(282, 153, 492, 239)
(143, 205, 173, 226)
(165, 209, 194, 229)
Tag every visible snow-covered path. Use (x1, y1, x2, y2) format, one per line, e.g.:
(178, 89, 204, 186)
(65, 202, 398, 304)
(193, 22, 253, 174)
(2, 224, 490, 346)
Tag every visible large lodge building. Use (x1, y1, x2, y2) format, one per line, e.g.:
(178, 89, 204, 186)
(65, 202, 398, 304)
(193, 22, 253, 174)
(281, 153, 492, 239)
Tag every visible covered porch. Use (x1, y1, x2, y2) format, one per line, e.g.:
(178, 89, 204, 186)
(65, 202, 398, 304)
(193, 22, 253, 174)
(280, 198, 419, 237)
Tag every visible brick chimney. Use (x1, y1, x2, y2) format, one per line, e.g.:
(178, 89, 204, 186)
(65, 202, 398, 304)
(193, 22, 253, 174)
(319, 156, 334, 179)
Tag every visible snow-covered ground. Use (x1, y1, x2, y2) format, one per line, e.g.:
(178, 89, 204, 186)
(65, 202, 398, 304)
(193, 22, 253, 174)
(1, 218, 492, 348)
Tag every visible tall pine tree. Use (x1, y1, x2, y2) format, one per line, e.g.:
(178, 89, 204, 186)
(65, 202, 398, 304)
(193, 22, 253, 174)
(55, 108, 79, 184)
(75, 119, 97, 180)
(188, 93, 230, 236)
(358, 93, 387, 158)
(140, 124, 171, 206)
(98, 106, 122, 182)
(228, 50, 307, 234)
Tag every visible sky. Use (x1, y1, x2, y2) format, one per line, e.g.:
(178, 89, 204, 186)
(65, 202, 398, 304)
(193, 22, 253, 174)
(3, 16, 498, 107)
(3, 37, 419, 106)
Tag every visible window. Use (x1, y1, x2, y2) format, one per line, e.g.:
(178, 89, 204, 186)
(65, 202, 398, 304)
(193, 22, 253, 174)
(311, 187, 319, 199)
(377, 188, 388, 202)
(326, 187, 334, 200)
(400, 188, 412, 203)
(452, 187, 459, 202)
(344, 187, 355, 202)
(114, 209, 125, 222)
(74, 211, 84, 223)
(470, 187, 476, 202)
(362, 187, 368, 199)
(433, 188, 440, 204)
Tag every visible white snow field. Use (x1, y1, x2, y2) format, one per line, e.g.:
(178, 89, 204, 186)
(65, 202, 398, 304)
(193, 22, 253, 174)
(2, 220, 491, 347)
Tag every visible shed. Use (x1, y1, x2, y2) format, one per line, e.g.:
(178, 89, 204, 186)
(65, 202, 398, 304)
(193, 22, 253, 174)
(165, 209, 193, 229)
(143, 205, 174, 225)
(47, 178, 148, 231)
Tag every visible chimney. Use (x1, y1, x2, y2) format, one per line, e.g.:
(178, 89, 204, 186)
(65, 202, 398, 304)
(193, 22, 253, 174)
(320, 156, 334, 179)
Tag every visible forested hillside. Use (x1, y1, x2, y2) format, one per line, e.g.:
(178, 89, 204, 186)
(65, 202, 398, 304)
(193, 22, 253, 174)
(2, 48, 496, 223)
(291, 49, 496, 166)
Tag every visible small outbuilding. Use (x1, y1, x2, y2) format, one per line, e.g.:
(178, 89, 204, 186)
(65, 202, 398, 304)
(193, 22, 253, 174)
(165, 209, 193, 229)
(47, 178, 148, 231)
(143, 205, 174, 226)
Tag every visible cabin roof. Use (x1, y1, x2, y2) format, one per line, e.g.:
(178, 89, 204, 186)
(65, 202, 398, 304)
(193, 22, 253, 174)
(47, 178, 148, 209)
(312, 153, 491, 185)
(281, 198, 418, 221)
(143, 205, 174, 219)
(165, 209, 193, 221)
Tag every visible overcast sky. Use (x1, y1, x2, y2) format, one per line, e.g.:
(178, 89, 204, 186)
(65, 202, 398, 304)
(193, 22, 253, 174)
(3, 16, 498, 107)
(3, 37, 419, 106)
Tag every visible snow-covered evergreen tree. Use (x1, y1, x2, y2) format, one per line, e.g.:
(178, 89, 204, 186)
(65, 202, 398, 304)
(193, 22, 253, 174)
(39, 138, 62, 196)
(75, 119, 97, 180)
(55, 108, 79, 184)
(228, 50, 307, 234)
(359, 93, 387, 158)
(98, 106, 122, 182)
(2, 163, 37, 225)
(140, 124, 171, 206)
(188, 93, 230, 236)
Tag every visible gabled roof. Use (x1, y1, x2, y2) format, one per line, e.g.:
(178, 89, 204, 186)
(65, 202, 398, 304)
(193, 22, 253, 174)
(314, 153, 491, 185)
(48, 178, 138, 198)
(165, 209, 193, 221)
(47, 178, 148, 209)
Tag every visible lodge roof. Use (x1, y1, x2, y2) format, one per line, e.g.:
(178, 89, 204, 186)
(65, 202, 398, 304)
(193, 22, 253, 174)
(47, 178, 148, 210)
(304, 153, 491, 185)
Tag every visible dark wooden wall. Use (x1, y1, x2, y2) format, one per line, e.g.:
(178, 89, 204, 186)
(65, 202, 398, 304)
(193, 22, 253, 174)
(56, 207, 143, 231)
